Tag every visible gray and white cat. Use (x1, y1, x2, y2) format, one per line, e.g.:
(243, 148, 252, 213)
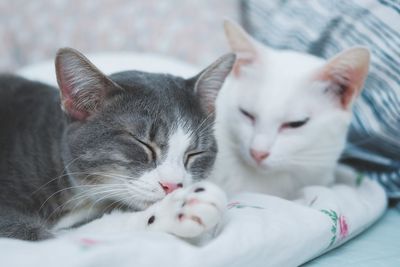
(212, 21, 370, 199)
(0, 48, 235, 240)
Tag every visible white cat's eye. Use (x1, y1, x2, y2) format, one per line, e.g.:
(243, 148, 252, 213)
(184, 151, 205, 167)
(239, 108, 256, 122)
(281, 118, 310, 129)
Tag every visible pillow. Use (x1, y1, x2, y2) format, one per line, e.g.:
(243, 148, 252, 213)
(240, 0, 400, 199)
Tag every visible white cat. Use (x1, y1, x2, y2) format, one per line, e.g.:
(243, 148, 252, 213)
(211, 20, 370, 199)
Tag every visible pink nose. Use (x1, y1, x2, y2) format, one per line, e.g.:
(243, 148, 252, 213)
(159, 182, 183, 194)
(250, 149, 269, 164)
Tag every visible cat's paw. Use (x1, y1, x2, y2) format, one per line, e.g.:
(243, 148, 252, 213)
(147, 182, 227, 238)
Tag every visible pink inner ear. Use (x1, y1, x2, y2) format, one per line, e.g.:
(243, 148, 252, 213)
(59, 76, 90, 121)
(341, 68, 366, 108)
(233, 57, 254, 77)
(233, 58, 252, 77)
(62, 98, 89, 121)
(316, 64, 366, 109)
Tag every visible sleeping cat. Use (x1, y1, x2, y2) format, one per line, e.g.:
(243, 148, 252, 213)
(211, 20, 370, 199)
(0, 48, 235, 240)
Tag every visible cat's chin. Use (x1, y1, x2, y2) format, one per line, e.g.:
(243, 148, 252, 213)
(249, 163, 276, 174)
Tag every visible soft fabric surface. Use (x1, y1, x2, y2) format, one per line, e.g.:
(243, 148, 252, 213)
(304, 209, 400, 267)
(0, 173, 386, 267)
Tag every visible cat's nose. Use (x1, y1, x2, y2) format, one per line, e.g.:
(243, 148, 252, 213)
(159, 182, 183, 194)
(250, 149, 269, 164)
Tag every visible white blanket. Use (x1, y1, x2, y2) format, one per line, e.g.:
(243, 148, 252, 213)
(0, 168, 386, 267)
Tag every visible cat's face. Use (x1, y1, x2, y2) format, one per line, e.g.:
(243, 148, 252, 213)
(56, 48, 235, 210)
(218, 21, 370, 172)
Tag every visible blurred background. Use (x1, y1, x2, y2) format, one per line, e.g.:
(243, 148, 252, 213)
(0, 0, 239, 72)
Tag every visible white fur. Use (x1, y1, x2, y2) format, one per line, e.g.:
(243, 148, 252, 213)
(154, 127, 193, 187)
(56, 181, 227, 239)
(211, 21, 369, 199)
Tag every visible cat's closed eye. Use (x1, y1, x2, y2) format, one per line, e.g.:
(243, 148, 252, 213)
(134, 138, 157, 161)
(239, 108, 256, 122)
(184, 151, 206, 167)
(281, 118, 310, 129)
(122, 132, 157, 162)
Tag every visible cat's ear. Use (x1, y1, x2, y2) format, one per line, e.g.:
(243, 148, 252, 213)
(193, 53, 236, 114)
(316, 47, 370, 109)
(55, 48, 122, 121)
(224, 19, 259, 77)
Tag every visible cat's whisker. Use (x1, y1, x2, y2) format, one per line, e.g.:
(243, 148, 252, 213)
(32, 170, 95, 196)
(99, 194, 132, 215)
(32, 169, 119, 200)
(38, 183, 108, 211)
(103, 173, 160, 189)
(42, 183, 123, 216)
(45, 185, 133, 225)
(91, 173, 130, 184)
(104, 186, 153, 213)
(95, 172, 136, 181)
(81, 172, 161, 198)
(43, 187, 100, 225)
(196, 120, 216, 138)
(35, 165, 144, 198)
(85, 189, 130, 221)
(94, 187, 151, 211)
(87, 172, 154, 190)
(190, 112, 215, 138)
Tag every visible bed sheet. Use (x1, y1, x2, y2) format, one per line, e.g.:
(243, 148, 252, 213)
(0, 174, 386, 267)
(304, 208, 400, 267)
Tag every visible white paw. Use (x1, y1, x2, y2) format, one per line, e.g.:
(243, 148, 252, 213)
(147, 181, 227, 238)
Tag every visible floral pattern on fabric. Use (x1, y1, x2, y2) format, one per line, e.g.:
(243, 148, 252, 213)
(320, 209, 349, 248)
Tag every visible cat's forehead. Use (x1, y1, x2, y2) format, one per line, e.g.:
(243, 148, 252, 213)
(238, 73, 312, 113)
(237, 51, 332, 119)
(109, 71, 194, 113)
(104, 71, 207, 136)
(110, 70, 187, 92)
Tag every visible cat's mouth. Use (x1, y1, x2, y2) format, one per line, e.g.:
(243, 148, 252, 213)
(239, 152, 264, 169)
(240, 152, 278, 173)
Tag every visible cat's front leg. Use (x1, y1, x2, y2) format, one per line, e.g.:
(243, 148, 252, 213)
(57, 182, 227, 239)
(146, 181, 227, 238)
